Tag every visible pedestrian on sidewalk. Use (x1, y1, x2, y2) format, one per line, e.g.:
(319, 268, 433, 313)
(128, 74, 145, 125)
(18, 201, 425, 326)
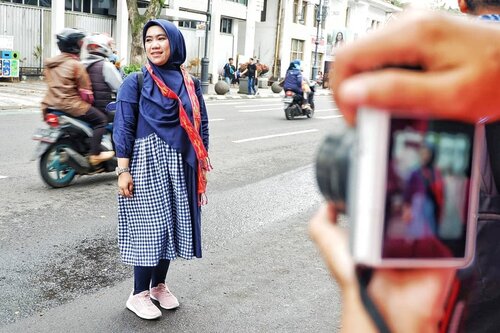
(113, 19, 211, 320)
(241, 57, 257, 95)
(223, 57, 236, 87)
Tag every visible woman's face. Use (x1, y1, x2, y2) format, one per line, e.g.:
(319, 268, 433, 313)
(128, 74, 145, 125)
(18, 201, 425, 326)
(336, 32, 343, 41)
(145, 25, 171, 66)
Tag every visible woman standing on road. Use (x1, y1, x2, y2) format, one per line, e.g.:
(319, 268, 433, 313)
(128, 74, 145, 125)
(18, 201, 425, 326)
(113, 19, 210, 320)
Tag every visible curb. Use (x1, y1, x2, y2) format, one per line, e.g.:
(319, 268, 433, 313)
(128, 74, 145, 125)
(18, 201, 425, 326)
(203, 90, 331, 101)
(0, 105, 41, 111)
(0, 88, 331, 110)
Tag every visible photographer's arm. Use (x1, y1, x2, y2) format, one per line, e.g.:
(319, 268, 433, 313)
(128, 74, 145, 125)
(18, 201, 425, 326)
(309, 204, 377, 333)
(331, 12, 500, 125)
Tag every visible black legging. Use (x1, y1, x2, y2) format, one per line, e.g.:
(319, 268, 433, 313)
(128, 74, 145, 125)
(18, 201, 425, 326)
(134, 260, 171, 294)
(77, 106, 108, 155)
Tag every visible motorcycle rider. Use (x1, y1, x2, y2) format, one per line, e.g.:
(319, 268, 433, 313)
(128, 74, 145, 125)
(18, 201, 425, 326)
(283, 59, 312, 112)
(82, 34, 123, 116)
(41, 28, 114, 166)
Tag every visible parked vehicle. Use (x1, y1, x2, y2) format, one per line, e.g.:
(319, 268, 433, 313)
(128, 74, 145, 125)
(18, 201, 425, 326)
(283, 82, 315, 120)
(32, 103, 117, 187)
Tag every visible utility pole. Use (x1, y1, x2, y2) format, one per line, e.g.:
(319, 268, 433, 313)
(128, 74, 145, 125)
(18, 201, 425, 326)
(311, 0, 322, 81)
(200, 0, 212, 94)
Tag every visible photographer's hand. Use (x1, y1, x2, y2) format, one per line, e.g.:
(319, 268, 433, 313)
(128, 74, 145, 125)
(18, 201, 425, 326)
(309, 203, 456, 333)
(331, 12, 500, 125)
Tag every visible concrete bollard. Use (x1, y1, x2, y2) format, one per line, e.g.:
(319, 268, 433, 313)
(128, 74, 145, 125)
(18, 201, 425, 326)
(271, 82, 283, 93)
(214, 80, 229, 95)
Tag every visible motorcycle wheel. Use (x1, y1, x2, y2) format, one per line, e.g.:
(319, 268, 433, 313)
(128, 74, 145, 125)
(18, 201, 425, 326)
(285, 106, 293, 120)
(39, 139, 77, 188)
(307, 107, 314, 118)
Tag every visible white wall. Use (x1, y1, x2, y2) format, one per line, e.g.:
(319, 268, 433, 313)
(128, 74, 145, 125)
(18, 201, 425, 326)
(346, 0, 401, 39)
(254, 0, 278, 75)
(277, 0, 324, 79)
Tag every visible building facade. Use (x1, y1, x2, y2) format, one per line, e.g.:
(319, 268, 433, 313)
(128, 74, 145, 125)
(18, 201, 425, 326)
(0, 0, 400, 81)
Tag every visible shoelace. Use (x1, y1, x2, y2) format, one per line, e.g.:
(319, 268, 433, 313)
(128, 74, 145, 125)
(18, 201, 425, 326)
(139, 292, 157, 309)
(154, 285, 173, 297)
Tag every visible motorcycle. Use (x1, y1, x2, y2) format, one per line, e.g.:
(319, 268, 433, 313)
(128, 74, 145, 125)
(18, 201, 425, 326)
(32, 103, 117, 188)
(283, 81, 315, 120)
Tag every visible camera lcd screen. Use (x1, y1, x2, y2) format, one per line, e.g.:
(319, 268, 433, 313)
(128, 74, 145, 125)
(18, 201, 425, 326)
(382, 119, 475, 259)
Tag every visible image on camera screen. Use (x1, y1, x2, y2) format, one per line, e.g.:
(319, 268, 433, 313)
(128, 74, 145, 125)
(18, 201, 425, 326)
(382, 119, 475, 259)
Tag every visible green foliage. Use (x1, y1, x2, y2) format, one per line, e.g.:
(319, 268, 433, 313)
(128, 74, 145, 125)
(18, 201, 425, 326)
(387, 0, 403, 7)
(33, 45, 42, 60)
(122, 63, 142, 75)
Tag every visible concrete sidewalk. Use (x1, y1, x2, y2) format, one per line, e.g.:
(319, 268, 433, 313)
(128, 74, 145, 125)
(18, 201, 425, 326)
(0, 79, 331, 110)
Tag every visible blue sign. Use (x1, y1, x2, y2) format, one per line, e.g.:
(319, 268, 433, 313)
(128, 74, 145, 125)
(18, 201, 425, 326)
(2, 59, 11, 76)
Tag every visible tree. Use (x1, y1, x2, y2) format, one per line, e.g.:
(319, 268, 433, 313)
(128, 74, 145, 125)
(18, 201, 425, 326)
(126, 0, 165, 65)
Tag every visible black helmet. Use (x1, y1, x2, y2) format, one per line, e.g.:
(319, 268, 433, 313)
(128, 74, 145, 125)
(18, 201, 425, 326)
(56, 28, 86, 54)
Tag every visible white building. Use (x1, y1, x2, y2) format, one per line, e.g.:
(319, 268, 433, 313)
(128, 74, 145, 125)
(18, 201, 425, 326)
(169, 0, 401, 81)
(0, 0, 400, 82)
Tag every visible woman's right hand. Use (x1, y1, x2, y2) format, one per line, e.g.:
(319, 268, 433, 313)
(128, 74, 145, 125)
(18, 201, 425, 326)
(118, 172, 133, 197)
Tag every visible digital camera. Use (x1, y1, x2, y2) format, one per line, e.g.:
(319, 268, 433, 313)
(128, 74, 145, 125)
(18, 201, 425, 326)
(316, 107, 483, 268)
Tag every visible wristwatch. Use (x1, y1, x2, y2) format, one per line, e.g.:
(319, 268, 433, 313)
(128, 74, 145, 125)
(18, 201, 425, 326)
(115, 166, 130, 176)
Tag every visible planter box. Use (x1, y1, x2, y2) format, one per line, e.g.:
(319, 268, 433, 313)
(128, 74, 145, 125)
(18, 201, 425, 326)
(258, 78, 269, 88)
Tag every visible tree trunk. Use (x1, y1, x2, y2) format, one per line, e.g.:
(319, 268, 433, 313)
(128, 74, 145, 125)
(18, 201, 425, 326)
(126, 0, 165, 66)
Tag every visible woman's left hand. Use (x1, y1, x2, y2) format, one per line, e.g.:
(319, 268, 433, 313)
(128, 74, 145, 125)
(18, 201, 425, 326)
(118, 172, 133, 197)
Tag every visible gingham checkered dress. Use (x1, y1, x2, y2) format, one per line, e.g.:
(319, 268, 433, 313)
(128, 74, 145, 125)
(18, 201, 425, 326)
(118, 132, 194, 266)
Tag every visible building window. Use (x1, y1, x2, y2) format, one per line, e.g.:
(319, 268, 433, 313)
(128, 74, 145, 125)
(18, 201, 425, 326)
(92, 0, 109, 15)
(293, 0, 307, 25)
(311, 51, 323, 73)
(178, 20, 199, 29)
(226, 0, 247, 4)
(371, 19, 381, 29)
(260, 0, 267, 22)
(290, 39, 304, 61)
(345, 6, 351, 27)
(220, 17, 232, 34)
(4, 0, 52, 5)
(83, 0, 90, 13)
(73, 0, 81, 11)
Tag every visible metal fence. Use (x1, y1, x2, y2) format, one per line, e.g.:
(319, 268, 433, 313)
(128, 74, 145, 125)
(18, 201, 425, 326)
(0, 2, 115, 75)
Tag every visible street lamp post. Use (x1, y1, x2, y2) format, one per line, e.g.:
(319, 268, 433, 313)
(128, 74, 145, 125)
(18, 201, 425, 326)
(200, 0, 212, 94)
(311, 0, 322, 81)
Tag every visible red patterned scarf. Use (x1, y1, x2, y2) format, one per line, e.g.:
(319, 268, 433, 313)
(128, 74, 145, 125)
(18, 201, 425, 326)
(146, 64, 211, 205)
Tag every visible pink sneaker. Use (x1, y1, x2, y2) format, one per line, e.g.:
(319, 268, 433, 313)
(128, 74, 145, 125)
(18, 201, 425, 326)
(150, 283, 180, 310)
(126, 290, 162, 320)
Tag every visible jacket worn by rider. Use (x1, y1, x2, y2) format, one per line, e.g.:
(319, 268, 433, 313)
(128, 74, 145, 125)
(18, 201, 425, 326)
(84, 56, 119, 112)
(283, 68, 303, 95)
(41, 53, 92, 117)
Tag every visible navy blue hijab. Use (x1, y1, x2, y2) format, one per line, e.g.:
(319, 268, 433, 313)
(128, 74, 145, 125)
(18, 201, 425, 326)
(138, 19, 197, 168)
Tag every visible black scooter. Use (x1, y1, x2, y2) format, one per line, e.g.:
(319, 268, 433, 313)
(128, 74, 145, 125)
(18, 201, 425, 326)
(283, 82, 315, 120)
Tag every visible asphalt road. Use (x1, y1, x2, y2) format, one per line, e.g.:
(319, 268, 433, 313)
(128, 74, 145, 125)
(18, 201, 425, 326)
(0, 94, 348, 332)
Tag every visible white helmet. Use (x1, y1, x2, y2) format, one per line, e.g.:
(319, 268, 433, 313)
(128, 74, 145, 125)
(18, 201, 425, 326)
(85, 34, 112, 58)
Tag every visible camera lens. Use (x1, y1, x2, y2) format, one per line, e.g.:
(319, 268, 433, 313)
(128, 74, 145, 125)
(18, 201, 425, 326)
(315, 130, 354, 203)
